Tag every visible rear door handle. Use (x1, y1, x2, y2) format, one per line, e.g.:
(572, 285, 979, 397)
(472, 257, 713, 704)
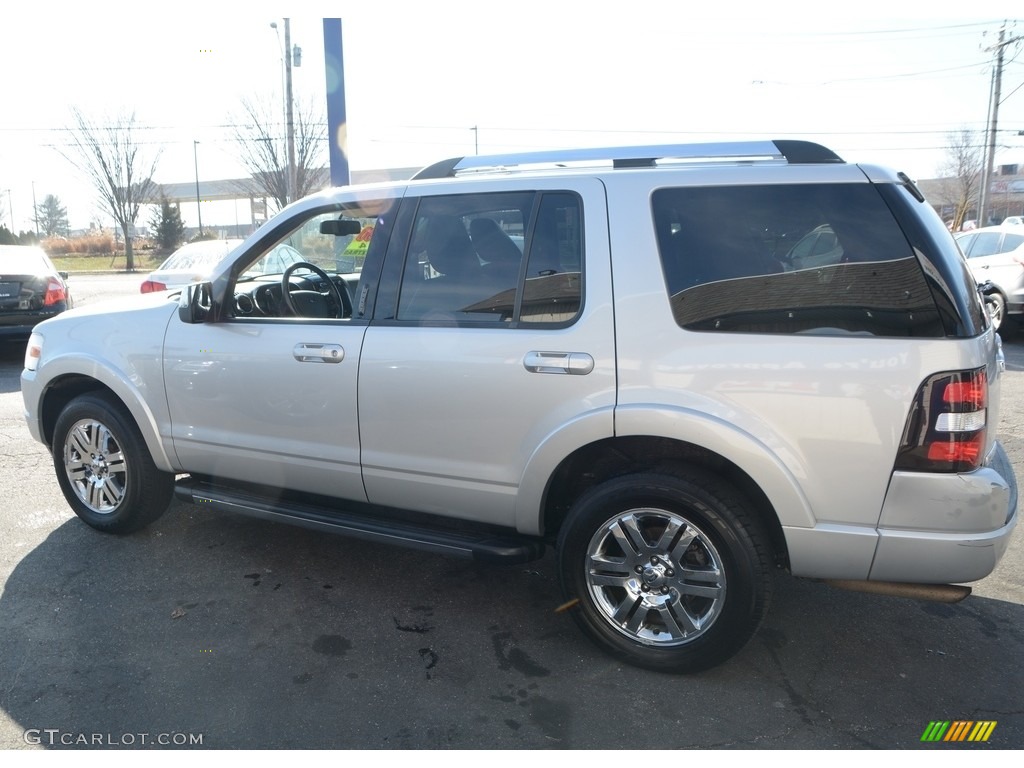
(293, 343, 345, 363)
(524, 351, 594, 375)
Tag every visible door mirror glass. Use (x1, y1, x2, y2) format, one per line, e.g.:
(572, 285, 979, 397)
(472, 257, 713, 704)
(178, 282, 213, 324)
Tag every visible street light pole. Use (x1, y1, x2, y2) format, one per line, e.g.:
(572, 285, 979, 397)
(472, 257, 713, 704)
(269, 21, 289, 205)
(32, 181, 39, 237)
(284, 18, 296, 206)
(193, 140, 204, 236)
(5, 189, 13, 235)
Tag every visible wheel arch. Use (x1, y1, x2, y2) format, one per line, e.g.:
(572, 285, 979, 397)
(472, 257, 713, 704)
(539, 435, 791, 569)
(516, 406, 817, 570)
(37, 367, 176, 473)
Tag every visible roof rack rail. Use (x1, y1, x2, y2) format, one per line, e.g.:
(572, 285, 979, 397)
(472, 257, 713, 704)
(411, 139, 843, 180)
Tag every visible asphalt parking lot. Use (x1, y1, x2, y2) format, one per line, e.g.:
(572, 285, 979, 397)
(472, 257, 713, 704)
(0, 274, 1021, 749)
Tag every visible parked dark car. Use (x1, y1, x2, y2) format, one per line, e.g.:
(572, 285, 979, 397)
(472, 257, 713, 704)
(0, 244, 72, 340)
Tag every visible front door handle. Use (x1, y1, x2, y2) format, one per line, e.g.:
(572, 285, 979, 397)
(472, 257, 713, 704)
(524, 351, 594, 375)
(293, 343, 345, 363)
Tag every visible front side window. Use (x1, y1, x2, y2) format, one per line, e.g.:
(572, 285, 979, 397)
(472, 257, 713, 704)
(653, 184, 943, 337)
(228, 199, 394, 322)
(395, 191, 582, 326)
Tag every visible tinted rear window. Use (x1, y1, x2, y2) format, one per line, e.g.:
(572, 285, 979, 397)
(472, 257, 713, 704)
(0, 247, 52, 273)
(652, 183, 943, 337)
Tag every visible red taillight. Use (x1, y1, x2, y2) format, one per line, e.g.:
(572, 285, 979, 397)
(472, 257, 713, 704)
(941, 373, 986, 409)
(42, 279, 66, 306)
(896, 368, 988, 473)
(926, 433, 985, 464)
(140, 280, 167, 294)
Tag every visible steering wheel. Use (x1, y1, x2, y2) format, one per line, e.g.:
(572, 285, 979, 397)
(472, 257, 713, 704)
(281, 261, 351, 318)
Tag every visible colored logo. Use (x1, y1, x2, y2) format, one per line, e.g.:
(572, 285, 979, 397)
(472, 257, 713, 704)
(921, 721, 997, 743)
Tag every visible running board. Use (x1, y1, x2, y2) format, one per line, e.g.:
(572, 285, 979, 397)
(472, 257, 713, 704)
(174, 477, 545, 565)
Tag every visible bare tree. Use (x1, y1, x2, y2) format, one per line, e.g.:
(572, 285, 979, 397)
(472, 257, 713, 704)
(61, 108, 161, 270)
(937, 128, 985, 232)
(231, 97, 328, 213)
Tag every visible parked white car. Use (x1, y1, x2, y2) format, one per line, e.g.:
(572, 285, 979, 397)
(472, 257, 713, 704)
(140, 239, 306, 293)
(955, 224, 1024, 332)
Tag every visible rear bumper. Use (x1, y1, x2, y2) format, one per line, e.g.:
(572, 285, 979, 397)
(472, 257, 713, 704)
(0, 307, 67, 339)
(784, 441, 1018, 583)
(869, 441, 1018, 583)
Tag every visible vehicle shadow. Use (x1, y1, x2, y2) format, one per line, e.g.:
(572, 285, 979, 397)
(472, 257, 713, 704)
(0, 503, 1021, 749)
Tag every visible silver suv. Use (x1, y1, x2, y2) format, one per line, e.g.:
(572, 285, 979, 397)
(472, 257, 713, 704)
(21, 140, 1018, 673)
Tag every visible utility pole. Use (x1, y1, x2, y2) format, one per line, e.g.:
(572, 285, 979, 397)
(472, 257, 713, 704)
(193, 140, 203, 236)
(979, 25, 1023, 227)
(284, 18, 296, 206)
(32, 182, 39, 236)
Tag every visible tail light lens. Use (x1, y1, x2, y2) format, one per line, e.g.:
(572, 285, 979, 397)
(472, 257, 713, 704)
(140, 280, 167, 293)
(896, 368, 987, 473)
(42, 278, 66, 306)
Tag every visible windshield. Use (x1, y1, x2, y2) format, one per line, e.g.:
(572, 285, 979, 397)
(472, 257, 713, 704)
(159, 240, 242, 270)
(237, 201, 389, 281)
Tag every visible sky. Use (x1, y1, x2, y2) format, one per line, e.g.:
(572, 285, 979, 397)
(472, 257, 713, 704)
(2, 0, 1024, 232)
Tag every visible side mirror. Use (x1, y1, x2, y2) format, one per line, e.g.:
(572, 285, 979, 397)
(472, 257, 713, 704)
(320, 218, 363, 236)
(58, 271, 69, 280)
(179, 282, 213, 324)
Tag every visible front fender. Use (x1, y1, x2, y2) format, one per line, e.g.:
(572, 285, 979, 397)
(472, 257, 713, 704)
(24, 300, 179, 472)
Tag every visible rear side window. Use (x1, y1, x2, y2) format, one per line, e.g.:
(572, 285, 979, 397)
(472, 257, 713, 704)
(394, 191, 582, 326)
(1003, 233, 1024, 252)
(963, 231, 1002, 258)
(653, 184, 944, 337)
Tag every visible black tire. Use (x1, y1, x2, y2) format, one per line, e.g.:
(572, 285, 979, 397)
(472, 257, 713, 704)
(557, 470, 772, 673)
(52, 393, 174, 534)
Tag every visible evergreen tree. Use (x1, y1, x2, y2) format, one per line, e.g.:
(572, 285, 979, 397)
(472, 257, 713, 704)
(149, 195, 185, 252)
(35, 194, 70, 237)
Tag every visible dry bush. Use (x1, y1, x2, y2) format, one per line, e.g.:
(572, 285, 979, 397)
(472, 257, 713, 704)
(44, 233, 116, 255)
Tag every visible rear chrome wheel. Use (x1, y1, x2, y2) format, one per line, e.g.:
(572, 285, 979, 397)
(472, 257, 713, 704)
(558, 470, 772, 673)
(585, 508, 726, 646)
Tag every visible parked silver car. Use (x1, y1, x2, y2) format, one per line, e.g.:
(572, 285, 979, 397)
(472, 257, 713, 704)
(22, 140, 1018, 673)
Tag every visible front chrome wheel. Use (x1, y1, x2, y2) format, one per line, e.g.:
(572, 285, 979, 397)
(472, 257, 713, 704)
(63, 418, 128, 513)
(586, 508, 726, 645)
(987, 292, 1006, 331)
(52, 393, 174, 534)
